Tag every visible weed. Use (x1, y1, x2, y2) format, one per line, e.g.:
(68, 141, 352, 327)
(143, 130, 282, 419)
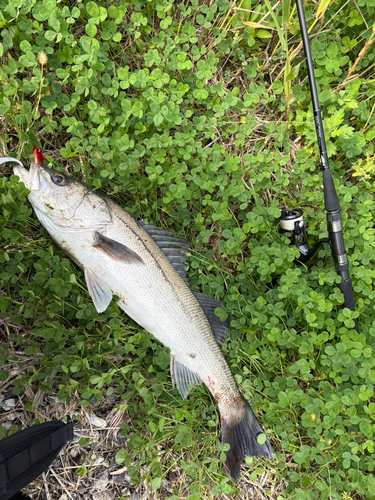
(1, 0, 375, 498)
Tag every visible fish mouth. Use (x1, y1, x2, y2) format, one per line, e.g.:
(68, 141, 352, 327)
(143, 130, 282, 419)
(12, 161, 48, 193)
(13, 164, 30, 186)
(0, 157, 35, 189)
(0, 157, 28, 183)
(0, 157, 47, 193)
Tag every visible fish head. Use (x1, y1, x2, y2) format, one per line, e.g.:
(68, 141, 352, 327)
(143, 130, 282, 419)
(13, 162, 111, 231)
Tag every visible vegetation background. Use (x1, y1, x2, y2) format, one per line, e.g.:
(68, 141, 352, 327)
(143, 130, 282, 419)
(1, 0, 375, 498)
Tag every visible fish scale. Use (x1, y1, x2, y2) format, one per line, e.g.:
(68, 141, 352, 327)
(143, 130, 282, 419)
(6, 158, 274, 480)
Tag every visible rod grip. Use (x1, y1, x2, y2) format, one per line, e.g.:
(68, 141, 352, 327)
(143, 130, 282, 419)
(322, 169, 340, 212)
(338, 279, 355, 312)
(327, 214, 358, 331)
(338, 279, 358, 332)
(327, 211, 349, 276)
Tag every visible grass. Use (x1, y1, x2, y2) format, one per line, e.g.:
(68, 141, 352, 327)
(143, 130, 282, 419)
(1, 0, 375, 498)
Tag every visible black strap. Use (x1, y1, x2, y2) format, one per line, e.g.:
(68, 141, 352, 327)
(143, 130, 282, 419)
(9, 494, 30, 500)
(0, 421, 73, 500)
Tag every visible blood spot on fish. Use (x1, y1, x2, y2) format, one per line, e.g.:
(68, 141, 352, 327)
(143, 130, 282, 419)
(95, 242, 117, 258)
(207, 376, 215, 387)
(188, 353, 196, 359)
(233, 397, 237, 405)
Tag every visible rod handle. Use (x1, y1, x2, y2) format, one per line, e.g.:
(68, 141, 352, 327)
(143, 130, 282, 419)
(322, 169, 340, 212)
(338, 279, 355, 312)
(338, 279, 358, 331)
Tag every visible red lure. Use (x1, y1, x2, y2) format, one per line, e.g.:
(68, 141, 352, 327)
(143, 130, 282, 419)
(33, 146, 44, 165)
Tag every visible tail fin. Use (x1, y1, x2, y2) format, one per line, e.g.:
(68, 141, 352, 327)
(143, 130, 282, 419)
(221, 401, 273, 480)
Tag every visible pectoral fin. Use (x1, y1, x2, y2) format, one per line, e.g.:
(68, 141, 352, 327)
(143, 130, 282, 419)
(84, 268, 113, 313)
(170, 355, 202, 399)
(93, 232, 144, 264)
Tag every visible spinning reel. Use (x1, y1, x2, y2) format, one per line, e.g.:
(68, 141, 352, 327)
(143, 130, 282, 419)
(279, 210, 328, 264)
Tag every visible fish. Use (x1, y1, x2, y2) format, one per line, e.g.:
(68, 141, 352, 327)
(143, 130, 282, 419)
(6, 158, 273, 479)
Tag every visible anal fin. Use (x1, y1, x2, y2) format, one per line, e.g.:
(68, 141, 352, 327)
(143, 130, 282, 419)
(170, 355, 202, 399)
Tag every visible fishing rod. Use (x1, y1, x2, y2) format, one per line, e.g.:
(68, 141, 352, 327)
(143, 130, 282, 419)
(279, 0, 358, 331)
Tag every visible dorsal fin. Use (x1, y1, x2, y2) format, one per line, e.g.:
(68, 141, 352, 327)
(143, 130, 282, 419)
(139, 222, 230, 344)
(140, 223, 190, 282)
(193, 292, 230, 345)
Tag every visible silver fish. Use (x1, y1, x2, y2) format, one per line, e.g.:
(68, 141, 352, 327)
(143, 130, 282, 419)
(6, 159, 273, 479)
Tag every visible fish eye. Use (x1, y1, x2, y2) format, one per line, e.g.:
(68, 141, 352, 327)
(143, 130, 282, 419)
(52, 173, 68, 186)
